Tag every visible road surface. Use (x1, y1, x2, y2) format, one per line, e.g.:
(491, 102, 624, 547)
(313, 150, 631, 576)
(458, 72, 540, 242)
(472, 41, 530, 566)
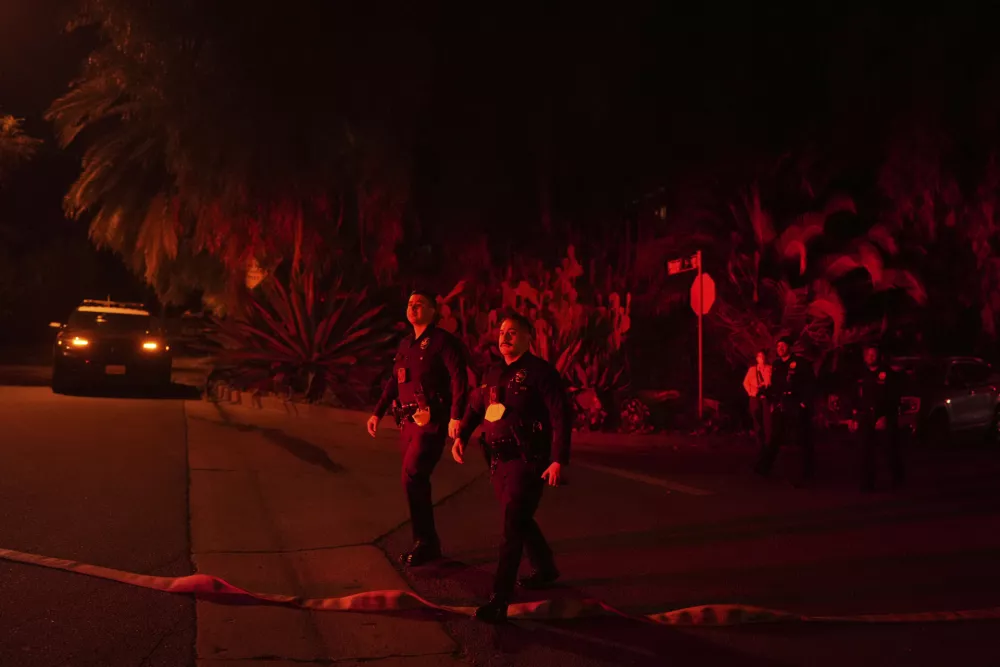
(0, 385, 196, 667)
(383, 433, 1000, 667)
(3, 368, 1000, 666)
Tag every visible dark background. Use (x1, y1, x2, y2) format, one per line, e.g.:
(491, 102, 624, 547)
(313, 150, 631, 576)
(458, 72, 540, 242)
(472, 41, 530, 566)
(2, 2, 998, 348)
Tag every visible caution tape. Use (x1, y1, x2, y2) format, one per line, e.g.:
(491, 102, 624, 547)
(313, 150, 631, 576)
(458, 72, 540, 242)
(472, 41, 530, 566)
(3, 547, 999, 626)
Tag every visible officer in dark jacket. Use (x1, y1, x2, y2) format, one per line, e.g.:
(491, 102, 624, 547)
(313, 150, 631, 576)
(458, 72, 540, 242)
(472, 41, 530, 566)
(368, 290, 468, 566)
(755, 335, 815, 483)
(451, 312, 570, 624)
(849, 343, 903, 492)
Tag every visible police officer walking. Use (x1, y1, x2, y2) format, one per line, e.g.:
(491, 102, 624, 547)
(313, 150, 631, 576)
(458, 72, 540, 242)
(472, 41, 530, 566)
(849, 343, 903, 492)
(451, 312, 570, 624)
(368, 290, 468, 566)
(754, 336, 815, 484)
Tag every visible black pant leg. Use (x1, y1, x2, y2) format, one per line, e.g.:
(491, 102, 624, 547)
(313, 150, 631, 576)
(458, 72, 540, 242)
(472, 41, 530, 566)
(798, 407, 815, 479)
(492, 460, 546, 599)
(755, 407, 782, 474)
(749, 397, 766, 447)
(860, 425, 877, 489)
(400, 422, 446, 544)
(887, 427, 904, 485)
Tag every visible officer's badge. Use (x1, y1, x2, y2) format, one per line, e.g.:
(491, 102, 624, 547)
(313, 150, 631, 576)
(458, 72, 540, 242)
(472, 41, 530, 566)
(413, 408, 431, 426)
(878, 371, 887, 381)
(485, 403, 506, 422)
(420, 338, 430, 350)
(514, 369, 527, 384)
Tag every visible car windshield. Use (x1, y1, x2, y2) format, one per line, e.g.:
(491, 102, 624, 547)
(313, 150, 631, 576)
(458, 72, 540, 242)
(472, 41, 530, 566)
(68, 311, 154, 332)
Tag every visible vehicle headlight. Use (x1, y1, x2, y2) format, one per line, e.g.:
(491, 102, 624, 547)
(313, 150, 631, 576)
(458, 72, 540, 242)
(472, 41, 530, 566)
(70, 337, 89, 347)
(142, 341, 160, 351)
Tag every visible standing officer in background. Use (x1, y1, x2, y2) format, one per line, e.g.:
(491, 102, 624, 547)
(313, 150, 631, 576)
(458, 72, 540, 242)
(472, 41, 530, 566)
(743, 349, 773, 449)
(755, 335, 815, 484)
(368, 290, 468, 566)
(452, 312, 570, 624)
(849, 343, 903, 492)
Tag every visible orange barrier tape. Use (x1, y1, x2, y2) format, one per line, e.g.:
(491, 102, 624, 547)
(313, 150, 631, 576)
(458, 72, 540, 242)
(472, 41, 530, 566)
(3, 547, 999, 626)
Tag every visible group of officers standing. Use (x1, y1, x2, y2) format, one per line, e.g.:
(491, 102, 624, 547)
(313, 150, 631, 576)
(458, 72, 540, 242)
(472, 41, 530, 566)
(743, 336, 904, 491)
(366, 290, 570, 624)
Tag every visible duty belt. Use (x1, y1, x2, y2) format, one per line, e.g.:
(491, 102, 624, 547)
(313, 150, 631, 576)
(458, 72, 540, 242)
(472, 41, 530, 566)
(772, 392, 800, 411)
(391, 402, 420, 426)
(488, 437, 522, 463)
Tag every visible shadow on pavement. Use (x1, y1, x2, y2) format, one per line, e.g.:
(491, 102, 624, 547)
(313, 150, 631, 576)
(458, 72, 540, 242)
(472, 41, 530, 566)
(190, 412, 346, 473)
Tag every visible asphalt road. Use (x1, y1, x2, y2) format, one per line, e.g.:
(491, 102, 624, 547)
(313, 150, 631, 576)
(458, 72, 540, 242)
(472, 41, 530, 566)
(384, 432, 1000, 667)
(3, 362, 1000, 667)
(0, 385, 195, 667)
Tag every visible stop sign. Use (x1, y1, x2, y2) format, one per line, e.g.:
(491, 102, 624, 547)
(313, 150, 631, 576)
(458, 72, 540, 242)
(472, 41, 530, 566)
(690, 272, 716, 315)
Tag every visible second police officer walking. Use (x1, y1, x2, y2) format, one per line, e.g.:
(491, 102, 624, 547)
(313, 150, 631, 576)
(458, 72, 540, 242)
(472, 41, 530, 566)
(451, 312, 571, 624)
(754, 335, 816, 485)
(849, 342, 904, 492)
(368, 290, 468, 567)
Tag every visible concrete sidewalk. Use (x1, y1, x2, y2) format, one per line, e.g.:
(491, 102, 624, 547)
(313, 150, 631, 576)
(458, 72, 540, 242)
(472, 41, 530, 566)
(185, 398, 486, 666)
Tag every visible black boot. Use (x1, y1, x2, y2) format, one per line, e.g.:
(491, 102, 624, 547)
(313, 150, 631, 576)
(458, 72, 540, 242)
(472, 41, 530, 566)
(517, 567, 560, 590)
(474, 595, 509, 624)
(399, 540, 441, 567)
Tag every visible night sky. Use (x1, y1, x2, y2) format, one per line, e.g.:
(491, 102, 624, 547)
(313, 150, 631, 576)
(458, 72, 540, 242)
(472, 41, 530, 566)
(2, 2, 999, 338)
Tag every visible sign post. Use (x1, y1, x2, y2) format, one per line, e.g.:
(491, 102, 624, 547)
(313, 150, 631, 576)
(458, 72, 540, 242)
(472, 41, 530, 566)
(668, 250, 715, 420)
(697, 250, 703, 421)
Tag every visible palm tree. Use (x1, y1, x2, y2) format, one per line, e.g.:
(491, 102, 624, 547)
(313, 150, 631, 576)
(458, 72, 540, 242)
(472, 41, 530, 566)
(47, 0, 426, 306)
(0, 115, 41, 184)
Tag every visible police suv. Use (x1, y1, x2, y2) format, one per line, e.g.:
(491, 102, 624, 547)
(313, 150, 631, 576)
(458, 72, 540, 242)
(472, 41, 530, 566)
(50, 299, 173, 393)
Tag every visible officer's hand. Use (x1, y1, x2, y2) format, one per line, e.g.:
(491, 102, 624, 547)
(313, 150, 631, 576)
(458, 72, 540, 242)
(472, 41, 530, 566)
(451, 438, 465, 464)
(448, 418, 461, 440)
(367, 415, 379, 438)
(541, 462, 564, 486)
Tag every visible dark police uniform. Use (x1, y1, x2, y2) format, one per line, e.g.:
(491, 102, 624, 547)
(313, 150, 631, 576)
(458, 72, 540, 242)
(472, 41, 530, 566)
(374, 324, 467, 551)
(755, 354, 815, 480)
(458, 351, 570, 603)
(853, 364, 903, 491)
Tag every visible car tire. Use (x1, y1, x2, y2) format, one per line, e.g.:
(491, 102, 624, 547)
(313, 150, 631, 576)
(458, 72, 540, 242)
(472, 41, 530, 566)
(51, 365, 73, 395)
(923, 410, 950, 447)
(150, 367, 172, 391)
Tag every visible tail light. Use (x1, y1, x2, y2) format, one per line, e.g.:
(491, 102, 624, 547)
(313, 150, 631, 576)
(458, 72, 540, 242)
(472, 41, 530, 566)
(900, 396, 920, 415)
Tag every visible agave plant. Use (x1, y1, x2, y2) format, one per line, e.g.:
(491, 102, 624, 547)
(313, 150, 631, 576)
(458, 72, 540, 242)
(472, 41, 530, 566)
(202, 271, 397, 405)
(551, 311, 630, 431)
